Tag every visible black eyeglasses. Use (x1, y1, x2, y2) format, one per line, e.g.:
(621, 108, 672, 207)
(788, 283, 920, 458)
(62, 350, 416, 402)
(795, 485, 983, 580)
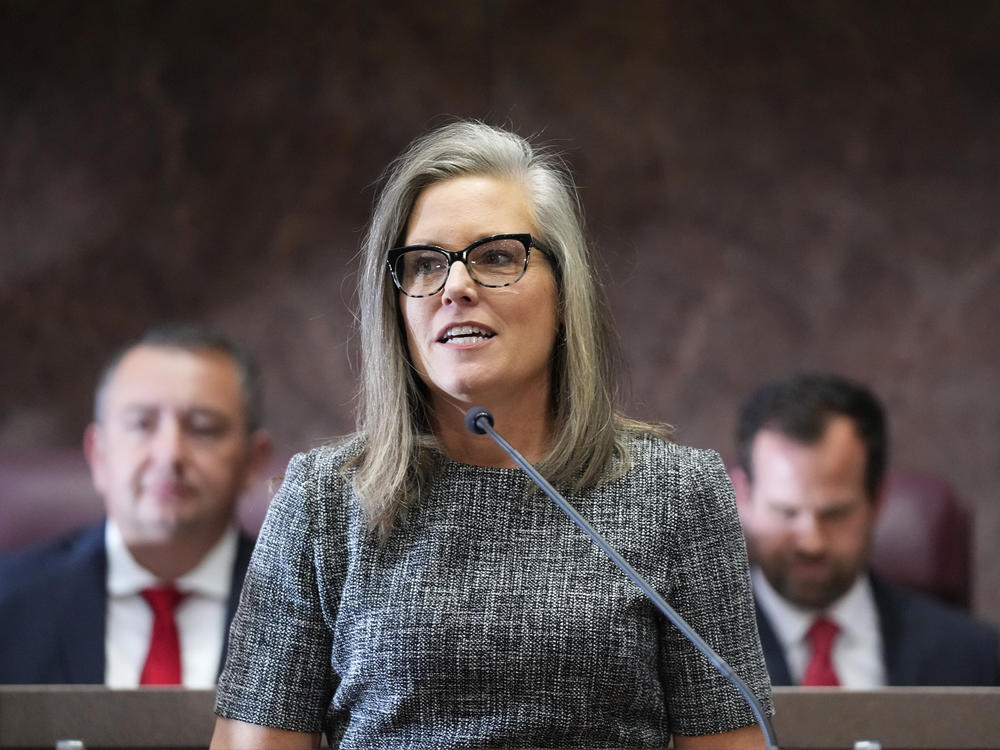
(386, 233, 549, 298)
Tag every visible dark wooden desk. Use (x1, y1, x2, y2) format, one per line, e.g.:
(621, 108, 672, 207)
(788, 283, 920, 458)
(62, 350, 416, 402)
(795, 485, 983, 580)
(1, 686, 998, 749)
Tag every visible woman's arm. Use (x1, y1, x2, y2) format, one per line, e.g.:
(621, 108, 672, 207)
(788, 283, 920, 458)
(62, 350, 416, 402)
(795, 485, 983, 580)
(657, 446, 775, 743)
(674, 723, 768, 749)
(210, 717, 321, 750)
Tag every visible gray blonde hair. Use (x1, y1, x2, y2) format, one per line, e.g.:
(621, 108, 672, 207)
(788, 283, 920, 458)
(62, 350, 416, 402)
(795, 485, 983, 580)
(352, 121, 663, 537)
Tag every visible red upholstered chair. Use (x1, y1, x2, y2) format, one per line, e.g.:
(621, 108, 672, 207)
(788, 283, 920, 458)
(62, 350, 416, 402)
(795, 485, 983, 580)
(870, 469, 972, 609)
(0, 448, 286, 552)
(0, 450, 103, 552)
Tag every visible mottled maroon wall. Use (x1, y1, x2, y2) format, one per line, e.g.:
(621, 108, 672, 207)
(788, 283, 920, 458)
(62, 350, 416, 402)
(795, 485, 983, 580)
(2, 2, 999, 625)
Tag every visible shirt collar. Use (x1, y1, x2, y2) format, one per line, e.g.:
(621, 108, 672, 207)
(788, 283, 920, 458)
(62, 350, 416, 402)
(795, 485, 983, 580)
(105, 519, 238, 601)
(752, 566, 878, 648)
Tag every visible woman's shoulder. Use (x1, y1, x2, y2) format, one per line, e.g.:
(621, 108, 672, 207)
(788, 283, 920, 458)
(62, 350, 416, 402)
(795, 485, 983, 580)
(279, 434, 367, 488)
(291, 434, 365, 467)
(621, 428, 726, 473)
(616, 429, 734, 504)
(616, 429, 737, 523)
(261, 436, 368, 530)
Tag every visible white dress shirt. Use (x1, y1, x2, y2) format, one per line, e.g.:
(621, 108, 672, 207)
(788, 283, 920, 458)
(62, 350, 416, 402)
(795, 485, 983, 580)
(752, 567, 886, 688)
(104, 520, 238, 688)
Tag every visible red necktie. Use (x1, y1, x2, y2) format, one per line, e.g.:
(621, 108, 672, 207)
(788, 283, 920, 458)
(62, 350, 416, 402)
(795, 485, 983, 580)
(802, 616, 840, 686)
(139, 585, 187, 685)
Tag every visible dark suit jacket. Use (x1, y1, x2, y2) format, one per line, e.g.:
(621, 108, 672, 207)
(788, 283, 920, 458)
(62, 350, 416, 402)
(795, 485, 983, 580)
(755, 573, 1000, 686)
(0, 521, 255, 684)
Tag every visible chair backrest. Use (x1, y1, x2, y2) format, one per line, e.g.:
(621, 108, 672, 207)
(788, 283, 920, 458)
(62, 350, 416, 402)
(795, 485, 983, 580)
(869, 469, 972, 609)
(2, 451, 973, 609)
(729, 464, 972, 610)
(0, 448, 285, 552)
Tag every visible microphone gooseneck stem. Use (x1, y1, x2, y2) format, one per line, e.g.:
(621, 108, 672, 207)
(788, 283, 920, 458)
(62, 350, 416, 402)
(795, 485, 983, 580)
(466, 407, 778, 750)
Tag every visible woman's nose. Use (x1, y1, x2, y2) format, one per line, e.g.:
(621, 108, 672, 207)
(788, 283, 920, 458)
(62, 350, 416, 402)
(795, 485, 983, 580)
(441, 260, 478, 305)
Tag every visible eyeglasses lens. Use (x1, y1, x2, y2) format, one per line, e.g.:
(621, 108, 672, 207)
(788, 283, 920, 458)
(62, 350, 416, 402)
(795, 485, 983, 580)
(396, 238, 528, 296)
(396, 250, 448, 297)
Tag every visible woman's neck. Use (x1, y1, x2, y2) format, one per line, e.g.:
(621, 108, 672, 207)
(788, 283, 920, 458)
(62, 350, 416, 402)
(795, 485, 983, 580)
(431, 391, 554, 467)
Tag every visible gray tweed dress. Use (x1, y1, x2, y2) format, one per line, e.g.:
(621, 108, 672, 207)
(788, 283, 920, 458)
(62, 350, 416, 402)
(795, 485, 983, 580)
(214, 432, 773, 748)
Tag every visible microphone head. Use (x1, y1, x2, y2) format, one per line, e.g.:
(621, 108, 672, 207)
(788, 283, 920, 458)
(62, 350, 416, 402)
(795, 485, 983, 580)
(464, 406, 494, 434)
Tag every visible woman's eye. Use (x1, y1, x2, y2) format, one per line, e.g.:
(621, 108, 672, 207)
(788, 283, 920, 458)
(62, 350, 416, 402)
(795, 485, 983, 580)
(478, 250, 514, 266)
(411, 254, 444, 276)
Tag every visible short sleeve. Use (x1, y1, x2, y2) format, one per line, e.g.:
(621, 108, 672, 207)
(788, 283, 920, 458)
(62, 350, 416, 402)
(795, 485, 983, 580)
(214, 449, 339, 732)
(658, 447, 774, 736)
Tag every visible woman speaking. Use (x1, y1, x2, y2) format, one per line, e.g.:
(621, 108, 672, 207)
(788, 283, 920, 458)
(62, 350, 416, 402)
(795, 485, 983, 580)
(211, 121, 772, 749)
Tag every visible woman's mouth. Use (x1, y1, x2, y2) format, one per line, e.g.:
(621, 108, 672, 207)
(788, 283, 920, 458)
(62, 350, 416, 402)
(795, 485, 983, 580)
(438, 325, 496, 343)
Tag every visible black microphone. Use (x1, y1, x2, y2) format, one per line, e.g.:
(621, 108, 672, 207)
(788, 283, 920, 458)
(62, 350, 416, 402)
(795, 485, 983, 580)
(465, 406, 779, 749)
(464, 406, 494, 434)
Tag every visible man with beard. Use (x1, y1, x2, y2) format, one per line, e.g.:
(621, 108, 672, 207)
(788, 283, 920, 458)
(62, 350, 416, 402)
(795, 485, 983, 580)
(731, 372, 998, 687)
(0, 324, 272, 686)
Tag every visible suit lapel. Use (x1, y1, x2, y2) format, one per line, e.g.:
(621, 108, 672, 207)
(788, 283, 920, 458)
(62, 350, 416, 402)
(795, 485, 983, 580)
(871, 575, 911, 685)
(754, 603, 794, 686)
(40, 525, 256, 683)
(57, 524, 108, 683)
(217, 531, 255, 677)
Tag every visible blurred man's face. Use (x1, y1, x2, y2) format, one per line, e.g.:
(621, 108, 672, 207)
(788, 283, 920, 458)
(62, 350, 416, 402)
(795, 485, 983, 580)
(85, 345, 266, 547)
(741, 416, 879, 610)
